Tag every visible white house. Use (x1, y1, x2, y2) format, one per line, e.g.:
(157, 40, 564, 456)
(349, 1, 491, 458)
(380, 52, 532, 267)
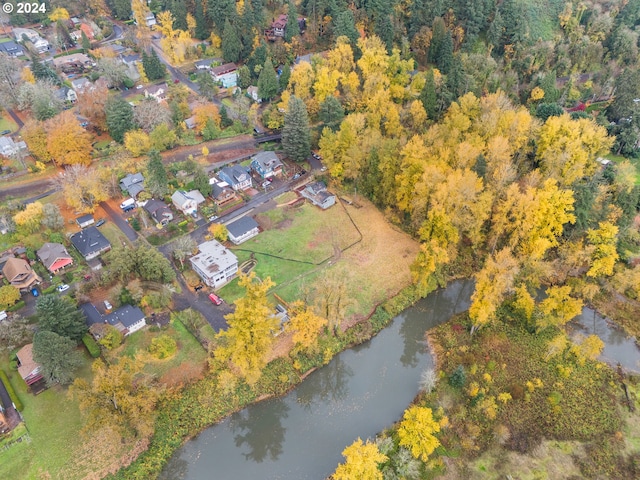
(301, 181, 336, 210)
(190, 240, 238, 289)
(71, 77, 91, 91)
(226, 216, 260, 245)
(247, 86, 261, 103)
(145, 12, 157, 27)
(171, 190, 206, 215)
(0, 137, 27, 157)
(144, 83, 168, 102)
(210, 63, 238, 88)
(13, 27, 49, 52)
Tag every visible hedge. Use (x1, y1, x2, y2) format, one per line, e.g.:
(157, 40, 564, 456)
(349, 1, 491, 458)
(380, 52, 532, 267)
(7, 300, 25, 312)
(42, 285, 57, 294)
(82, 334, 101, 358)
(0, 369, 24, 411)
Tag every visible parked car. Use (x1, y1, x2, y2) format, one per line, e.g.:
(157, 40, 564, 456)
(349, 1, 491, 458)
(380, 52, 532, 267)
(104, 300, 113, 310)
(0, 311, 7, 321)
(31, 288, 39, 297)
(95, 219, 106, 227)
(57, 284, 70, 292)
(208, 293, 223, 305)
(194, 284, 204, 292)
(0, 129, 10, 135)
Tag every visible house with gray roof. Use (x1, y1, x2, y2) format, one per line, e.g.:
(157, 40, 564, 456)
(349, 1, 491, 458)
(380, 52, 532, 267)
(37, 242, 73, 274)
(251, 151, 283, 178)
(300, 181, 336, 210)
(219, 165, 252, 191)
(81, 303, 146, 336)
(189, 240, 238, 288)
(70, 226, 111, 260)
(120, 173, 145, 198)
(0, 137, 27, 157)
(171, 190, 206, 215)
(0, 40, 24, 57)
(143, 199, 173, 226)
(226, 216, 260, 245)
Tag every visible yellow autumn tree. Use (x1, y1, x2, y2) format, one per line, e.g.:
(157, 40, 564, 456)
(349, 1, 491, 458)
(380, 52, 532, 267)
(537, 285, 583, 330)
(124, 129, 152, 157)
(192, 103, 221, 134)
(14, 201, 44, 233)
(45, 111, 92, 166)
(21, 66, 35, 84)
(397, 405, 442, 462)
(332, 438, 387, 480)
(285, 301, 328, 354)
(586, 221, 619, 278)
(469, 248, 519, 334)
(49, 7, 70, 22)
(22, 120, 52, 163)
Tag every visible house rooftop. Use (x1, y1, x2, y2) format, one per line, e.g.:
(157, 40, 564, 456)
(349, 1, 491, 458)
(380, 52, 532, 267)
(37, 242, 71, 269)
(70, 226, 110, 257)
(190, 240, 237, 274)
(211, 63, 238, 76)
(227, 216, 259, 238)
(76, 214, 94, 224)
(81, 303, 145, 330)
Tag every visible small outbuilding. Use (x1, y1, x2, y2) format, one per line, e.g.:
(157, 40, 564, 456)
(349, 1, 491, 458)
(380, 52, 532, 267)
(226, 216, 260, 245)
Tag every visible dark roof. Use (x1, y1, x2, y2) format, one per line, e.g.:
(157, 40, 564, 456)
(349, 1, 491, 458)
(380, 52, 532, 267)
(76, 214, 94, 224)
(81, 303, 145, 329)
(211, 63, 237, 76)
(212, 183, 234, 198)
(70, 226, 110, 256)
(0, 40, 23, 56)
(221, 165, 249, 184)
(144, 199, 170, 215)
(227, 216, 259, 238)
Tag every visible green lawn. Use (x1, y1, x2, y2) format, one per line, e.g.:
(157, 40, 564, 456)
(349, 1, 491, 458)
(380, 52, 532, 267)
(0, 351, 93, 480)
(0, 115, 18, 133)
(99, 221, 132, 247)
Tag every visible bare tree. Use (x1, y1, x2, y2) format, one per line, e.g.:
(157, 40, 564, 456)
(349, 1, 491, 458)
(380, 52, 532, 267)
(0, 52, 23, 108)
(133, 98, 173, 132)
(171, 235, 197, 268)
(41, 203, 65, 230)
(96, 57, 129, 88)
(18, 80, 63, 121)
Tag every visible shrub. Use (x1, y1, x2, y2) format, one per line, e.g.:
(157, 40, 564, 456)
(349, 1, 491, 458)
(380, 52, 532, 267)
(7, 300, 25, 312)
(9, 360, 18, 370)
(82, 334, 101, 358)
(0, 369, 24, 411)
(42, 285, 57, 294)
(449, 365, 467, 389)
(148, 334, 177, 359)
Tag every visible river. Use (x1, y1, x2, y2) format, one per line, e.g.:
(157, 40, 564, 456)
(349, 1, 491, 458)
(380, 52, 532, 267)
(160, 279, 475, 480)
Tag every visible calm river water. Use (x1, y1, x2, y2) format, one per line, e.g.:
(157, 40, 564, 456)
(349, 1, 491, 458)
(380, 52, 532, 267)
(160, 279, 475, 480)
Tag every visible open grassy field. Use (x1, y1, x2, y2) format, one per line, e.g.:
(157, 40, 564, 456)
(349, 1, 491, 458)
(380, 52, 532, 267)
(106, 319, 208, 387)
(221, 197, 419, 324)
(0, 115, 18, 133)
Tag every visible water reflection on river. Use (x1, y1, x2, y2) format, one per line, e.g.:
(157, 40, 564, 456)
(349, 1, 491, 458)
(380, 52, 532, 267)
(160, 280, 475, 480)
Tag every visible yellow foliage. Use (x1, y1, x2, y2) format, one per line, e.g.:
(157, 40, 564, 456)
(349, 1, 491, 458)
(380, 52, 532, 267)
(497, 392, 512, 404)
(468, 382, 480, 397)
(514, 285, 535, 320)
(285, 301, 328, 354)
(193, 103, 221, 133)
(333, 438, 387, 480)
(586, 221, 619, 278)
(397, 406, 441, 462)
(45, 111, 93, 166)
(483, 373, 493, 384)
(21, 66, 35, 84)
(14, 201, 44, 232)
(530, 86, 545, 101)
(209, 32, 222, 49)
(538, 285, 583, 330)
(49, 7, 70, 21)
(124, 129, 152, 157)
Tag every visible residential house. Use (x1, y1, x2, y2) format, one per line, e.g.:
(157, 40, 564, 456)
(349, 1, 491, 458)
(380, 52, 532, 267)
(184, 116, 196, 129)
(119, 172, 145, 198)
(16, 344, 45, 392)
(226, 216, 260, 245)
(265, 15, 306, 40)
(76, 214, 94, 228)
(70, 30, 83, 42)
(219, 165, 252, 191)
(210, 63, 238, 88)
(144, 83, 168, 103)
(251, 151, 283, 179)
(190, 240, 238, 289)
(211, 182, 237, 207)
(81, 303, 146, 337)
(0, 137, 28, 157)
(80, 23, 94, 40)
(52, 53, 94, 71)
(54, 86, 77, 103)
(0, 40, 24, 57)
(144, 12, 157, 27)
(70, 226, 111, 261)
(143, 199, 174, 226)
(71, 77, 91, 92)
(1, 257, 41, 291)
(301, 181, 336, 210)
(120, 53, 140, 67)
(13, 27, 39, 43)
(37, 242, 73, 274)
(195, 58, 217, 70)
(171, 190, 206, 215)
(247, 85, 261, 103)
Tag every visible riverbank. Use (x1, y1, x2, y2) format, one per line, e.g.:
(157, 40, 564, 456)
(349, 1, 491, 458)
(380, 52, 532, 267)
(369, 309, 640, 479)
(109, 281, 429, 479)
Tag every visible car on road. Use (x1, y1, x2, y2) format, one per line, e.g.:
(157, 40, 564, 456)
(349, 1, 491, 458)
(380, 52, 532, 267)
(320, 166, 327, 172)
(312, 152, 322, 160)
(96, 219, 106, 227)
(31, 288, 39, 297)
(57, 284, 70, 292)
(208, 293, 223, 305)
(194, 284, 204, 292)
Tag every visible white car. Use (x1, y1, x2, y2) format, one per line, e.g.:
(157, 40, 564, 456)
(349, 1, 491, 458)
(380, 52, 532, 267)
(104, 300, 113, 310)
(57, 284, 70, 292)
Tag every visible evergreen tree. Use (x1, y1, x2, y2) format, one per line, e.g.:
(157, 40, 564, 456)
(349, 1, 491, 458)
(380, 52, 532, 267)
(57, 20, 73, 48)
(333, 10, 359, 46)
(194, 0, 210, 40)
(240, 1, 256, 59)
(428, 16, 447, 64)
(445, 57, 466, 101)
(169, 0, 188, 30)
(436, 31, 453, 74)
(420, 68, 438, 120)
(148, 49, 167, 80)
(106, 96, 136, 143)
(247, 42, 268, 79)
(375, 14, 394, 53)
(222, 19, 242, 63)
(257, 58, 278, 101)
(279, 64, 291, 92)
(146, 149, 168, 198)
(81, 31, 91, 51)
(285, 0, 301, 42)
(282, 96, 311, 162)
(197, 70, 218, 100)
(220, 105, 233, 128)
(30, 54, 59, 84)
(33, 331, 83, 386)
(193, 166, 212, 196)
(319, 96, 344, 129)
(208, 0, 235, 32)
(487, 9, 504, 51)
(111, 0, 132, 20)
(36, 295, 87, 342)
(237, 65, 252, 88)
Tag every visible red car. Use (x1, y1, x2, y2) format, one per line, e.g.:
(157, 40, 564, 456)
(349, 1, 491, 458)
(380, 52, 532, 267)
(208, 293, 223, 305)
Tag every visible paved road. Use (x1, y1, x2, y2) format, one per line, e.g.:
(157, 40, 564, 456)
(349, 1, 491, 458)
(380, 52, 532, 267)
(0, 374, 20, 428)
(0, 177, 54, 202)
(6, 109, 24, 130)
(23, 188, 59, 205)
(150, 39, 203, 98)
(101, 201, 138, 242)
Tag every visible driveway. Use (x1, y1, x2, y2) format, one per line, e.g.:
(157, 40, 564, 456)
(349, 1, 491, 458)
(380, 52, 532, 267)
(0, 376, 20, 429)
(100, 201, 138, 242)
